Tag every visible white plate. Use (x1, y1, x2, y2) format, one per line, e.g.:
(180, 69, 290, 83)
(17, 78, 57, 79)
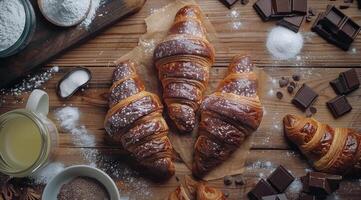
(42, 165, 121, 200)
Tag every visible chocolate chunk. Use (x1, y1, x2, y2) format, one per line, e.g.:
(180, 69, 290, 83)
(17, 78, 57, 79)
(330, 77, 347, 95)
(218, 0, 238, 8)
(327, 95, 352, 118)
(224, 175, 233, 185)
(234, 175, 245, 185)
(301, 172, 342, 196)
(287, 85, 294, 94)
(272, 0, 292, 14)
(292, 74, 300, 81)
(292, 0, 307, 14)
(248, 179, 278, 200)
(299, 193, 317, 200)
(292, 84, 319, 111)
(266, 165, 295, 193)
(340, 69, 360, 91)
(277, 15, 305, 32)
(276, 91, 284, 99)
(339, 4, 351, 9)
(279, 77, 290, 87)
(262, 193, 288, 200)
(254, 0, 273, 21)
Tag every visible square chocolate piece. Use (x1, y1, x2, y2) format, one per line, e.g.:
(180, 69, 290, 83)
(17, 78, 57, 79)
(254, 0, 273, 21)
(292, 84, 319, 111)
(291, 0, 307, 14)
(340, 68, 360, 91)
(301, 172, 342, 196)
(262, 193, 288, 200)
(327, 95, 352, 118)
(272, 0, 291, 14)
(330, 78, 347, 95)
(267, 165, 295, 192)
(218, 0, 238, 9)
(248, 179, 278, 200)
(338, 18, 361, 44)
(277, 15, 305, 33)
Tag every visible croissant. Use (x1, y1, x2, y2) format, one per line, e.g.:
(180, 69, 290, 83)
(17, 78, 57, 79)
(167, 176, 225, 200)
(192, 56, 263, 178)
(104, 60, 175, 180)
(153, 5, 215, 133)
(283, 114, 361, 176)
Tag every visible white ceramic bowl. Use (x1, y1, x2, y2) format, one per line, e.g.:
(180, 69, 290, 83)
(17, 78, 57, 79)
(42, 165, 121, 200)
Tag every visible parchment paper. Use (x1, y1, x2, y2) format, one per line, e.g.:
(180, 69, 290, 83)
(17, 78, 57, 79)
(114, 0, 256, 181)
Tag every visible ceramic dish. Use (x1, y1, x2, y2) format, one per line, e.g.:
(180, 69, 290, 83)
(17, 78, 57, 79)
(42, 165, 121, 200)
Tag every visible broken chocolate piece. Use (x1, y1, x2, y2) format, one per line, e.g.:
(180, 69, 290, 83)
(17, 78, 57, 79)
(309, 106, 317, 114)
(340, 68, 360, 91)
(254, 0, 273, 21)
(327, 95, 352, 118)
(218, 0, 238, 8)
(312, 5, 361, 51)
(292, 74, 300, 81)
(292, 0, 307, 14)
(262, 193, 288, 200)
(267, 165, 295, 193)
(241, 0, 250, 5)
(277, 15, 305, 32)
(248, 179, 277, 200)
(279, 77, 289, 87)
(301, 172, 342, 196)
(287, 85, 294, 94)
(292, 84, 319, 111)
(330, 77, 347, 95)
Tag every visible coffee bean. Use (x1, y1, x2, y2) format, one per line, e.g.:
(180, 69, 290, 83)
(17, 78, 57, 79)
(276, 91, 283, 99)
(234, 176, 245, 185)
(310, 106, 317, 114)
(290, 81, 297, 88)
(292, 74, 301, 81)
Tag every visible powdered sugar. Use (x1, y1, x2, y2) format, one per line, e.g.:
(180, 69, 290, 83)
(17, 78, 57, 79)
(30, 162, 65, 184)
(0, 0, 26, 51)
(42, 0, 91, 26)
(266, 26, 304, 60)
(81, 0, 105, 29)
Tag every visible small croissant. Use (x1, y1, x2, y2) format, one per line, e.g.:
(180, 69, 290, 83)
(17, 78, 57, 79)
(284, 114, 361, 176)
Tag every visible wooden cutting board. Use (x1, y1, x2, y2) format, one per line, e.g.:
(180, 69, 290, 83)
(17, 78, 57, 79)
(0, 0, 145, 88)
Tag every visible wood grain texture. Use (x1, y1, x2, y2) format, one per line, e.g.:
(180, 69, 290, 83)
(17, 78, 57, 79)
(1, 0, 361, 199)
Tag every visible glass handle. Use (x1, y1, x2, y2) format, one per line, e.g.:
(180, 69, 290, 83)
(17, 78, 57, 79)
(25, 89, 49, 116)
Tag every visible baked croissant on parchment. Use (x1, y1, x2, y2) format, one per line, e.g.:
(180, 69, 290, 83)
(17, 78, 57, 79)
(153, 5, 215, 133)
(192, 56, 263, 178)
(284, 114, 361, 176)
(104, 60, 175, 180)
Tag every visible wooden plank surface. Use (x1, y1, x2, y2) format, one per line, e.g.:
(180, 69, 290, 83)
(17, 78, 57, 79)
(1, 0, 361, 199)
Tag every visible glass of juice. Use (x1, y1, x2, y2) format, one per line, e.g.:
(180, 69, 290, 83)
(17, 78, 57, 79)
(0, 89, 58, 177)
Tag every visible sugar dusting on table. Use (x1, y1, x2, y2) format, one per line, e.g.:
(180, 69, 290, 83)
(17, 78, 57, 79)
(81, 0, 105, 29)
(0, 66, 59, 105)
(52, 106, 153, 199)
(30, 162, 65, 184)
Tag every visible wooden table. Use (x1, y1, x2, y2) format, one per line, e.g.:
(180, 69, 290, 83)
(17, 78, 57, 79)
(1, 0, 361, 199)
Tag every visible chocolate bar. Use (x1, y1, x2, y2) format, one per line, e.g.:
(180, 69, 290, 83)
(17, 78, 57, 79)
(312, 5, 361, 51)
(267, 165, 295, 192)
(277, 15, 305, 32)
(218, 0, 238, 9)
(248, 179, 277, 200)
(292, 84, 319, 111)
(262, 194, 288, 200)
(327, 95, 352, 118)
(292, 0, 307, 14)
(254, 0, 274, 21)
